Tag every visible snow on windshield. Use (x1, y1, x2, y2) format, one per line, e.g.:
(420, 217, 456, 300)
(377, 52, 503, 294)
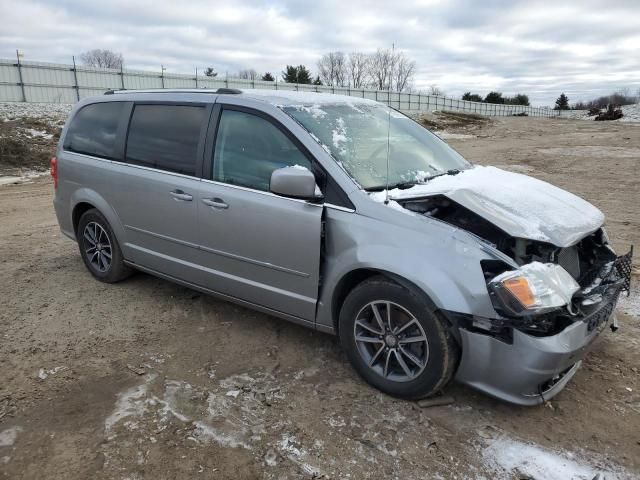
(282, 103, 470, 190)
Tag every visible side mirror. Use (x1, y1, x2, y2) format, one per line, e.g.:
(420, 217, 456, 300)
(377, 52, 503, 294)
(270, 166, 323, 202)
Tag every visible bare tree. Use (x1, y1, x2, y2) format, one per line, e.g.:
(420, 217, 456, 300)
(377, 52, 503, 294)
(393, 52, 415, 92)
(347, 52, 369, 88)
(317, 52, 347, 87)
(428, 84, 444, 96)
(79, 49, 124, 69)
(368, 48, 395, 90)
(238, 68, 259, 80)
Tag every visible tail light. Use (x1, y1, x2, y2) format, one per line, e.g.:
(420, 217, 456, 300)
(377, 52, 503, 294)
(50, 156, 58, 189)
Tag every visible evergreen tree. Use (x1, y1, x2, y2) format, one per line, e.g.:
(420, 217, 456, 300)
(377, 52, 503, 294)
(484, 91, 504, 104)
(282, 65, 312, 84)
(462, 92, 483, 102)
(554, 93, 570, 110)
(261, 72, 275, 81)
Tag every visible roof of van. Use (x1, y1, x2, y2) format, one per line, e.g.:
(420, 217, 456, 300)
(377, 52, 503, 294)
(108, 88, 380, 107)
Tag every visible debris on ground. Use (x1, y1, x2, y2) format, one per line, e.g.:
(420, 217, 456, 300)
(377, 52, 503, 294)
(417, 395, 455, 408)
(595, 104, 624, 121)
(126, 364, 146, 376)
(414, 110, 491, 134)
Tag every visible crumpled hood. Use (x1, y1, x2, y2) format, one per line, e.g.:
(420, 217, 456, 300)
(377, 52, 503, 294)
(371, 166, 604, 247)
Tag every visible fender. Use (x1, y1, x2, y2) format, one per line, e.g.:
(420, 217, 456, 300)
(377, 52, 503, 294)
(315, 211, 503, 333)
(69, 188, 127, 247)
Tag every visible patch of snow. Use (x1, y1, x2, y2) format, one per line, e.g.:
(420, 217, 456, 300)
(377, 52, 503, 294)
(482, 437, 632, 480)
(36, 365, 67, 380)
(23, 128, 53, 139)
(226, 390, 241, 398)
(539, 146, 640, 159)
(331, 117, 348, 155)
(104, 383, 149, 433)
(0, 102, 72, 124)
(279, 433, 303, 457)
(0, 427, 22, 447)
(565, 103, 640, 123)
(0, 170, 49, 186)
(192, 421, 252, 450)
(436, 131, 475, 139)
(369, 165, 604, 247)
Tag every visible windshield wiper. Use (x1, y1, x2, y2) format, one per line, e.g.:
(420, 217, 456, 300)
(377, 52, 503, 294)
(365, 170, 462, 192)
(364, 181, 418, 192)
(422, 169, 461, 182)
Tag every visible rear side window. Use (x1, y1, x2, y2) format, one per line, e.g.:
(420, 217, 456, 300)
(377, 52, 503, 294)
(126, 104, 206, 176)
(213, 109, 311, 191)
(63, 102, 125, 159)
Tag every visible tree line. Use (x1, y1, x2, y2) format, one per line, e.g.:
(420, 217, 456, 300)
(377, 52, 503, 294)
(78, 48, 416, 92)
(461, 91, 530, 106)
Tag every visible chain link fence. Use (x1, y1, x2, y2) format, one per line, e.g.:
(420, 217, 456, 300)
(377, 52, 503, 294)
(0, 57, 564, 118)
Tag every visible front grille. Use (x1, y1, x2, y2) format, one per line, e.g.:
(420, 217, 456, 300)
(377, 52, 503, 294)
(558, 246, 580, 279)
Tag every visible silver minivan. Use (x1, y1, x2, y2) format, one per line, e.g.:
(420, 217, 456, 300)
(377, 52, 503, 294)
(52, 89, 632, 405)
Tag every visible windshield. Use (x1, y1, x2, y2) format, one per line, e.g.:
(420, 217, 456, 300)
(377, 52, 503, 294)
(282, 103, 471, 190)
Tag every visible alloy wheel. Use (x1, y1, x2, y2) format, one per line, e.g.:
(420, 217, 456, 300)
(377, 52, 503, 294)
(353, 301, 429, 383)
(82, 222, 112, 273)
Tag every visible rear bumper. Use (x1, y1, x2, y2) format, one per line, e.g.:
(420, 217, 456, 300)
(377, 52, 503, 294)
(454, 294, 618, 406)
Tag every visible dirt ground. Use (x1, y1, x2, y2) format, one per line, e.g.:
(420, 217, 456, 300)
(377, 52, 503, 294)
(1, 114, 639, 479)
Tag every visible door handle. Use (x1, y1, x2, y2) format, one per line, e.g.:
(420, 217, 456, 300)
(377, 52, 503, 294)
(202, 198, 229, 209)
(170, 189, 193, 201)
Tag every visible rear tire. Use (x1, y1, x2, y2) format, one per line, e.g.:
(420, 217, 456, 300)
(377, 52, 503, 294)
(77, 209, 132, 283)
(339, 276, 459, 399)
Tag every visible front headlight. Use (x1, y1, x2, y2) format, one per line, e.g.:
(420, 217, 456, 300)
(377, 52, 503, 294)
(489, 262, 580, 316)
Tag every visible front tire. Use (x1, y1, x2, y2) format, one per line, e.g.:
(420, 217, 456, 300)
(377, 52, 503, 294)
(77, 209, 132, 283)
(339, 276, 459, 399)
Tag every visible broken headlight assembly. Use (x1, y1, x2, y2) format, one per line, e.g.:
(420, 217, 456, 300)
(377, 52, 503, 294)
(488, 262, 580, 316)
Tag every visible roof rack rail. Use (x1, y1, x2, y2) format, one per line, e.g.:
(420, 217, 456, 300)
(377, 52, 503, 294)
(215, 88, 242, 94)
(103, 88, 242, 95)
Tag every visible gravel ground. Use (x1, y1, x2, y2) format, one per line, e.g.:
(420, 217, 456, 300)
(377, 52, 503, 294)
(0, 107, 639, 479)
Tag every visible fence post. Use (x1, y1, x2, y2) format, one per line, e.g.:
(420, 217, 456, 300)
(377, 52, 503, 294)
(195, 68, 198, 88)
(71, 55, 80, 101)
(15, 49, 26, 102)
(160, 65, 165, 88)
(120, 64, 125, 89)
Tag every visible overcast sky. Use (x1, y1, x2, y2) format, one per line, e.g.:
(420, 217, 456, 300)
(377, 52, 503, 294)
(1, 0, 638, 105)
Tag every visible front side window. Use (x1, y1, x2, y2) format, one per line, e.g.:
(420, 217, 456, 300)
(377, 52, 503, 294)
(63, 102, 126, 159)
(213, 109, 311, 191)
(126, 104, 205, 176)
(283, 103, 471, 190)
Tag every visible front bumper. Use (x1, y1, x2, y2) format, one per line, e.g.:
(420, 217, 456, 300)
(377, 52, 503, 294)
(454, 289, 620, 406)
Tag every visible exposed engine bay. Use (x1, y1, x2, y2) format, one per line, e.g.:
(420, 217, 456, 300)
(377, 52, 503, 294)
(399, 195, 633, 337)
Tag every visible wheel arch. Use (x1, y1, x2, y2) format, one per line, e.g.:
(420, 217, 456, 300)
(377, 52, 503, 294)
(69, 188, 126, 245)
(330, 268, 440, 336)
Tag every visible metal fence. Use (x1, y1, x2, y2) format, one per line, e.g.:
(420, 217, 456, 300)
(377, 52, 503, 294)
(0, 57, 561, 118)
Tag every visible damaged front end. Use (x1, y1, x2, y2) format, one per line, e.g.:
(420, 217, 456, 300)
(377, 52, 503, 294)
(398, 195, 633, 404)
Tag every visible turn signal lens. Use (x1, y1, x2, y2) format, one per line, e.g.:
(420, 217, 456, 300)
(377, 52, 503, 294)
(502, 277, 535, 308)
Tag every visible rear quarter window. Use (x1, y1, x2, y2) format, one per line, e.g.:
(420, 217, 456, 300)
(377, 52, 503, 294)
(125, 104, 206, 176)
(63, 102, 126, 159)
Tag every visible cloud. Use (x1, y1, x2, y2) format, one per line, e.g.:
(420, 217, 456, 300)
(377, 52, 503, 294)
(0, 0, 638, 105)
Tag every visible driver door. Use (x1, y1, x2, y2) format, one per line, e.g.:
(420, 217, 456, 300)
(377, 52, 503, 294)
(196, 106, 323, 321)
